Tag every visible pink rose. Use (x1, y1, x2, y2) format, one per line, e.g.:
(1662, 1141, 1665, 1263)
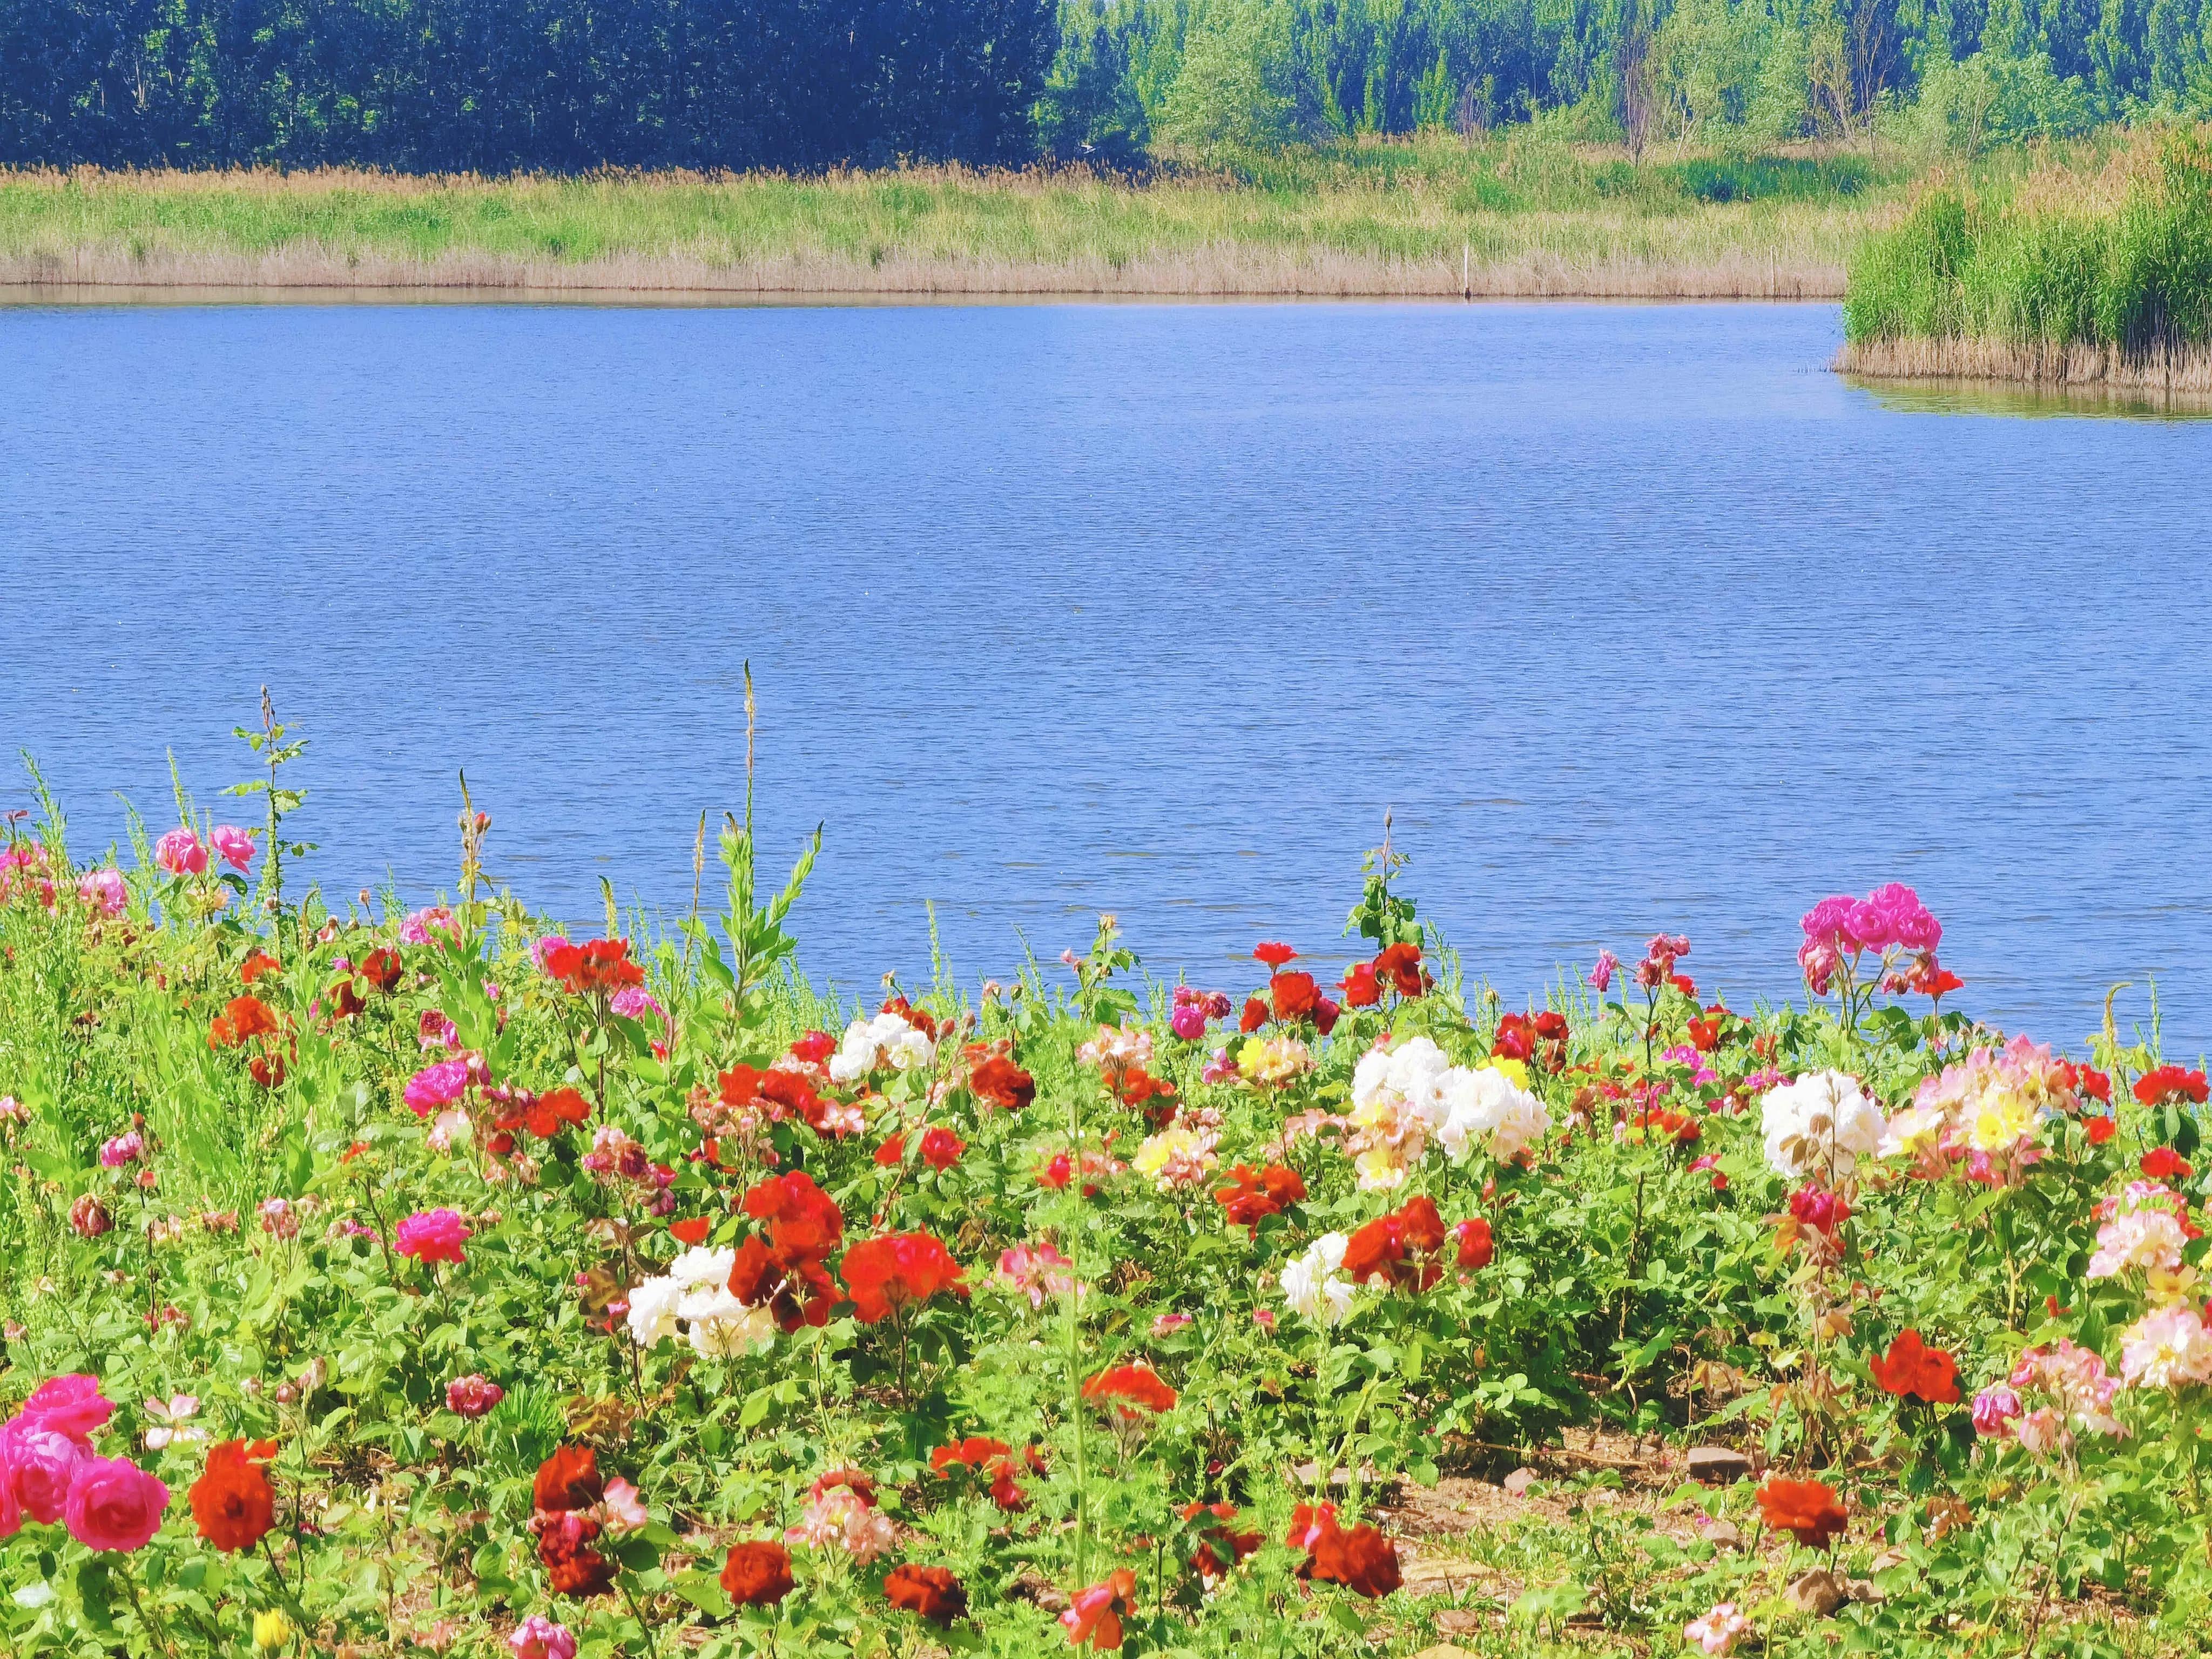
(395, 1208, 471, 1265)
(21, 1374, 115, 1444)
(153, 828, 206, 878)
(445, 1375, 504, 1418)
(76, 868, 127, 917)
(509, 1615, 577, 1659)
(1169, 1004, 1208, 1041)
(403, 1060, 471, 1118)
(3, 1419, 83, 1523)
(62, 1454, 168, 1552)
(210, 825, 257, 873)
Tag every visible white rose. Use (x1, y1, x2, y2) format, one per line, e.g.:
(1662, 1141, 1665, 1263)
(624, 1275, 685, 1347)
(1282, 1233, 1355, 1326)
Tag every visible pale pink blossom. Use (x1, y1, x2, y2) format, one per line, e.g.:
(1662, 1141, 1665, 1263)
(76, 868, 126, 916)
(1684, 1602, 1751, 1655)
(602, 1476, 649, 1532)
(996, 1243, 1076, 1310)
(784, 1486, 894, 1563)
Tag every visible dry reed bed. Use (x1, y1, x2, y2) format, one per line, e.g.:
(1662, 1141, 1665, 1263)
(0, 240, 1847, 297)
(1838, 334, 2212, 392)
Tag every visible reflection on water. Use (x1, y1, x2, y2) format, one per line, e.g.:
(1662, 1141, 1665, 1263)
(1847, 374, 2212, 422)
(2, 300, 2209, 1048)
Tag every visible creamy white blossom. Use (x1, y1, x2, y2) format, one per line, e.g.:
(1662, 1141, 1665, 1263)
(1438, 1065, 1552, 1164)
(1282, 1232, 1355, 1326)
(1760, 1070, 1884, 1179)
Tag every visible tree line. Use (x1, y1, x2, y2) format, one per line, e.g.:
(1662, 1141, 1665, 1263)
(1, 0, 2207, 168)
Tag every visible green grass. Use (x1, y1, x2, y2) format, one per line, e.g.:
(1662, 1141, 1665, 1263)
(1844, 125, 2212, 353)
(0, 135, 1933, 294)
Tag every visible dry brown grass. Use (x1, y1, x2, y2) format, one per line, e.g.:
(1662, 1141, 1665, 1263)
(1837, 333, 2212, 392)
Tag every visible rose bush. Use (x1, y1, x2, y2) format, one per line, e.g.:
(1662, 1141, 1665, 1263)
(0, 752, 2205, 1656)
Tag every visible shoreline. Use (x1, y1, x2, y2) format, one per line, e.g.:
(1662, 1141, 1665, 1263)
(1837, 336, 2212, 397)
(0, 245, 1847, 301)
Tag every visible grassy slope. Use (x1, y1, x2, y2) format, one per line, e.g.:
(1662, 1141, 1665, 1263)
(0, 138, 1913, 297)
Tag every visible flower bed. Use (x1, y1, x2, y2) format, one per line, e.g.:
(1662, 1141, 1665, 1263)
(0, 767, 2206, 1657)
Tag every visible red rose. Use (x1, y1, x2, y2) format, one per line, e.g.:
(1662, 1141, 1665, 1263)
(1213, 1163, 1306, 1230)
(919, 1127, 966, 1171)
(967, 1048, 1036, 1111)
(190, 1439, 278, 1552)
(532, 1445, 603, 1514)
(1239, 997, 1268, 1034)
(2135, 1065, 2209, 1107)
(1339, 962, 1381, 1008)
(1270, 972, 1319, 1022)
(2086, 1115, 2117, 1145)
(841, 1232, 967, 1324)
(1869, 1329, 1960, 1405)
(359, 946, 403, 993)
(1082, 1363, 1177, 1417)
(1756, 1476, 1847, 1547)
(1372, 942, 1426, 999)
(884, 1563, 968, 1626)
(1340, 1196, 1448, 1291)
(742, 1171, 845, 1263)
(1454, 1216, 1494, 1270)
(720, 1540, 794, 1607)
(1182, 1501, 1262, 1580)
(2143, 1146, 2195, 1179)
(1253, 942, 1298, 968)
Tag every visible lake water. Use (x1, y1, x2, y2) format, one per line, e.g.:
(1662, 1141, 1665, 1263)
(3, 299, 2208, 1054)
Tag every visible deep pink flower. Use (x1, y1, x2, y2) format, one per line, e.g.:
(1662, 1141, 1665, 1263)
(1972, 1384, 2022, 1438)
(98, 1132, 143, 1168)
(153, 828, 206, 877)
(62, 1454, 169, 1552)
(509, 1614, 578, 1659)
(403, 1059, 471, 1118)
(395, 1208, 471, 1265)
(21, 1375, 115, 1444)
(210, 826, 256, 873)
(2, 1419, 83, 1523)
(1588, 949, 1618, 992)
(446, 1375, 505, 1418)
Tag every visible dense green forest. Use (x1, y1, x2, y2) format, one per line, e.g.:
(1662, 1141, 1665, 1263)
(1, 0, 2208, 171)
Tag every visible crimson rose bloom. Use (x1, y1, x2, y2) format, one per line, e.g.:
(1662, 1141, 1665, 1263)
(727, 1235, 840, 1332)
(720, 1540, 795, 1607)
(1082, 1363, 1178, 1417)
(1288, 1503, 1401, 1596)
(919, 1127, 966, 1171)
(2136, 1065, 2210, 1106)
(1182, 1501, 1262, 1581)
(967, 1047, 1036, 1111)
(841, 1232, 967, 1324)
(1340, 1196, 1449, 1291)
(1757, 1477, 1847, 1547)
(533, 1446, 604, 1514)
(1454, 1216, 1494, 1270)
(741, 1171, 844, 1263)
(542, 938, 644, 995)
(359, 946, 403, 992)
(884, 1563, 968, 1626)
(1238, 997, 1268, 1034)
(1870, 1330, 1960, 1405)
(189, 1438, 277, 1552)
(1213, 1163, 1306, 1230)
(1252, 942, 1298, 967)
(1372, 942, 1426, 997)
(1340, 962, 1381, 1007)
(1270, 971, 1320, 1022)
(2143, 1146, 2195, 1179)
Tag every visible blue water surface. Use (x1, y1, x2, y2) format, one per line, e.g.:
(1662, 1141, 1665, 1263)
(2, 299, 2207, 1051)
